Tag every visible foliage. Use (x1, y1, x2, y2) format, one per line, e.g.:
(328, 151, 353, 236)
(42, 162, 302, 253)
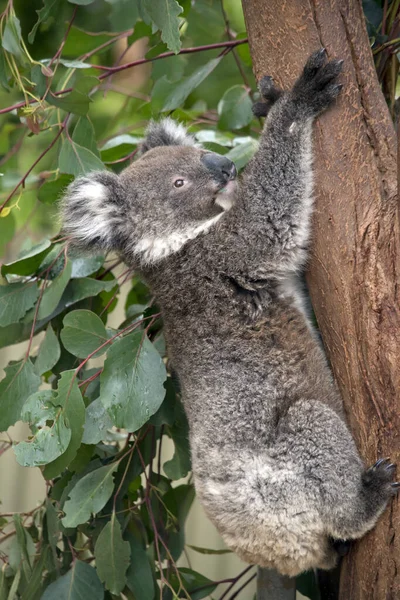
(0, 0, 397, 598)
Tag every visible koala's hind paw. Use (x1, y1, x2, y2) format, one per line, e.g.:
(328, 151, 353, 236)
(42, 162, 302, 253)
(291, 49, 344, 117)
(363, 458, 398, 497)
(252, 75, 283, 118)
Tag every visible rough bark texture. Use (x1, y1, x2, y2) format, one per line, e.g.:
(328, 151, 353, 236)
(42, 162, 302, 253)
(241, 1, 399, 598)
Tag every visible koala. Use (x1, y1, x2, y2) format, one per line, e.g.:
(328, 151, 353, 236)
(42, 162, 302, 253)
(61, 50, 398, 576)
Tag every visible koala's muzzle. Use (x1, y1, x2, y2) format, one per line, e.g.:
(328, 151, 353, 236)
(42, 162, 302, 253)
(201, 153, 237, 186)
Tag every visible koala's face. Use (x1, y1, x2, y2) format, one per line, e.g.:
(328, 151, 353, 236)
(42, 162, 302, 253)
(61, 118, 238, 266)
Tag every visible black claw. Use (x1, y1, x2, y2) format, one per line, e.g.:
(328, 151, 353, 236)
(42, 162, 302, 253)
(318, 47, 327, 57)
(337, 59, 344, 67)
(391, 482, 400, 489)
(373, 457, 390, 469)
(385, 463, 396, 472)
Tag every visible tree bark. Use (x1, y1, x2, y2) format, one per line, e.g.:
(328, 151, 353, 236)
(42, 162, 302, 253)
(241, 1, 399, 598)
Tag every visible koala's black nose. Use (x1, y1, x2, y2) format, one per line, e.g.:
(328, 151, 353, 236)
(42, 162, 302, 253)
(201, 153, 237, 185)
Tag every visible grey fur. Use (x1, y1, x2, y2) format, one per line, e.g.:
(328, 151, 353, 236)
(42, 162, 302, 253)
(61, 51, 397, 576)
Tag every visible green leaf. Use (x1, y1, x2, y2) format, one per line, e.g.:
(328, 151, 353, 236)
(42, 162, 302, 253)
(126, 534, 155, 600)
(28, 0, 62, 44)
(63, 277, 115, 306)
(142, 0, 183, 54)
(21, 545, 49, 600)
(94, 512, 130, 595)
(13, 514, 33, 582)
(41, 560, 104, 600)
(236, 32, 251, 66)
(218, 85, 253, 130)
(44, 499, 60, 550)
(158, 56, 223, 112)
(1, 240, 52, 276)
(226, 138, 258, 170)
(61, 310, 108, 358)
(14, 389, 72, 467)
(48, 77, 98, 116)
(34, 325, 61, 375)
(163, 402, 191, 480)
(100, 331, 167, 432)
(2, 16, 26, 65)
(100, 135, 141, 162)
(62, 462, 117, 527)
(0, 360, 40, 431)
(72, 117, 100, 157)
(36, 258, 72, 320)
(0, 282, 39, 327)
(82, 398, 113, 444)
(42, 370, 85, 479)
(59, 139, 105, 177)
(105, 0, 140, 31)
(70, 255, 104, 278)
(38, 175, 73, 205)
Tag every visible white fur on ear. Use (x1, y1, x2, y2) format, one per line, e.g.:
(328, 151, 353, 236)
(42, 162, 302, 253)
(61, 172, 124, 251)
(141, 118, 198, 153)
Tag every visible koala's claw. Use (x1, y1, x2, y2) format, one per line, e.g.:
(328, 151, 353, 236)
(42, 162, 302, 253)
(291, 50, 344, 116)
(391, 482, 400, 493)
(253, 75, 283, 118)
(363, 458, 397, 498)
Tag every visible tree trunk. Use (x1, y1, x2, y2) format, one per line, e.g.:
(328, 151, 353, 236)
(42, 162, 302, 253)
(241, 1, 399, 598)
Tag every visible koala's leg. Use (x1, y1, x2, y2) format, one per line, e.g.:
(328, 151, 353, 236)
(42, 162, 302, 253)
(241, 50, 343, 273)
(326, 458, 399, 540)
(275, 400, 398, 543)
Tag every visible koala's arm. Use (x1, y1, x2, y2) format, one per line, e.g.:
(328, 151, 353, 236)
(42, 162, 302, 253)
(236, 50, 343, 274)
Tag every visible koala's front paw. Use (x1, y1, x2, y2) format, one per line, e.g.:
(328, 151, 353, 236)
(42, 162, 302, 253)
(291, 49, 343, 117)
(252, 75, 283, 118)
(363, 458, 400, 497)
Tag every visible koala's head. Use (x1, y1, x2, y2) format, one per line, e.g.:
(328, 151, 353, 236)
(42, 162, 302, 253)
(61, 118, 238, 266)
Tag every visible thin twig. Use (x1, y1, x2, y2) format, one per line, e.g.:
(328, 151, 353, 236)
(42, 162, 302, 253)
(0, 39, 248, 116)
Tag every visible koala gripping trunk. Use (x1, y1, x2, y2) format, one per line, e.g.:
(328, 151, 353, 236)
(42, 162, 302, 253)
(241, 0, 399, 598)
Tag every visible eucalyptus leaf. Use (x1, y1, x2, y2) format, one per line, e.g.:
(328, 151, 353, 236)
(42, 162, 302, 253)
(1, 240, 52, 277)
(41, 560, 104, 600)
(36, 258, 72, 320)
(59, 139, 105, 177)
(72, 117, 100, 157)
(142, 0, 183, 54)
(99, 331, 167, 432)
(61, 309, 109, 358)
(0, 360, 40, 431)
(226, 138, 258, 170)
(159, 57, 223, 112)
(14, 390, 72, 467)
(126, 534, 155, 600)
(70, 255, 104, 278)
(218, 85, 254, 130)
(94, 512, 130, 595)
(34, 325, 61, 375)
(28, 0, 61, 44)
(0, 282, 39, 327)
(2, 16, 26, 66)
(42, 370, 85, 479)
(82, 398, 113, 444)
(62, 462, 118, 527)
(38, 175, 73, 205)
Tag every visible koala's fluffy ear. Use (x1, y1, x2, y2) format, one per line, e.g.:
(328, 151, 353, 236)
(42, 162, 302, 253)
(60, 171, 126, 253)
(141, 118, 197, 153)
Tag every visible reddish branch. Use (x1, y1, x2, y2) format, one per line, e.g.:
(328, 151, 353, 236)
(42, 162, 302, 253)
(0, 38, 248, 117)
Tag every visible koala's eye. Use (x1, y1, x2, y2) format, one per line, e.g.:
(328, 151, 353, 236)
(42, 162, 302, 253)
(174, 179, 185, 188)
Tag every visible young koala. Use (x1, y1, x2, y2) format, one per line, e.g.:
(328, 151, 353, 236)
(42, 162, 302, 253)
(61, 51, 398, 576)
